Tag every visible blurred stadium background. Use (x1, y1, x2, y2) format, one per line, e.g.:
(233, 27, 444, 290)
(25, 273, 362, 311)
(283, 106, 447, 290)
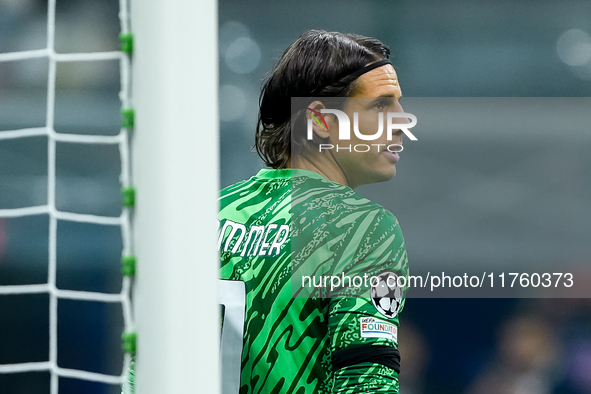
(1, 0, 591, 393)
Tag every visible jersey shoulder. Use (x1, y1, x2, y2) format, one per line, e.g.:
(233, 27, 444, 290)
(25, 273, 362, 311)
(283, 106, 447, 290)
(292, 173, 399, 225)
(292, 175, 406, 298)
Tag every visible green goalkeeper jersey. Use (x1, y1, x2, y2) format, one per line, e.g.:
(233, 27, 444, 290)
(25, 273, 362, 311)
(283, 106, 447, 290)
(219, 168, 409, 394)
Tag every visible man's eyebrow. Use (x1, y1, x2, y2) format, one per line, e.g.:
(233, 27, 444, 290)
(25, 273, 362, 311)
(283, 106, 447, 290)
(369, 94, 402, 102)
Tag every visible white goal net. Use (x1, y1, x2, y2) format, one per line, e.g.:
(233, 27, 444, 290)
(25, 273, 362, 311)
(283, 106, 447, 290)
(0, 0, 135, 392)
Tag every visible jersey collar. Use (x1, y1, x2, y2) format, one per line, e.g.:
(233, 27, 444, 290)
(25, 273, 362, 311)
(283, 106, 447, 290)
(256, 168, 329, 182)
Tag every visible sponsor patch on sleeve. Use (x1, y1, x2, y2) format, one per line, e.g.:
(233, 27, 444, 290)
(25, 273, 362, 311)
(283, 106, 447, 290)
(359, 317, 398, 342)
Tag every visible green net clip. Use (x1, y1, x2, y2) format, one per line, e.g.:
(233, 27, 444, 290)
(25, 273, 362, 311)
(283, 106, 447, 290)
(121, 108, 134, 129)
(122, 187, 135, 207)
(122, 256, 136, 276)
(122, 332, 137, 353)
(120, 33, 134, 54)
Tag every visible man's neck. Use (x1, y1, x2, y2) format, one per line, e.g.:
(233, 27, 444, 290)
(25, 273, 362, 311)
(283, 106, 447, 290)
(289, 154, 351, 187)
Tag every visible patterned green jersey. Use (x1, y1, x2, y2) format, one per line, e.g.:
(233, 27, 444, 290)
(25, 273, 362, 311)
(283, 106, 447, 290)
(219, 168, 409, 394)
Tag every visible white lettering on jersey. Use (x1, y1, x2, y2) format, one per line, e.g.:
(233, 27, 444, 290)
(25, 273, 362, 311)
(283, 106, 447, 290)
(218, 220, 289, 257)
(269, 225, 289, 256)
(242, 225, 265, 257)
(258, 224, 278, 256)
(218, 220, 246, 253)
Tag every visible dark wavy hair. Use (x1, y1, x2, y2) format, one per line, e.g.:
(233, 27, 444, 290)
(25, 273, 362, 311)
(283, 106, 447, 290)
(255, 30, 391, 169)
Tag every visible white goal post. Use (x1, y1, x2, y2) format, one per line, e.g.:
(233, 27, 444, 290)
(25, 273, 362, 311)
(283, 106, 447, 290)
(131, 0, 220, 393)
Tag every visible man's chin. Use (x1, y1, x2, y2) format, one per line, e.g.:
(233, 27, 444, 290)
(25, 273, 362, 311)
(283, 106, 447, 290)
(380, 171, 396, 183)
(380, 166, 397, 182)
(357, 168, 396, 188)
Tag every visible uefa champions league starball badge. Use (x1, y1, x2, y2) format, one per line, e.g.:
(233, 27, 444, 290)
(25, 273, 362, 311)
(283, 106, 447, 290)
(371, 271, 404, 318)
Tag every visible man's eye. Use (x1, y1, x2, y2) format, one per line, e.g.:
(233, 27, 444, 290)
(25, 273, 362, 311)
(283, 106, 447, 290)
(373, 101, 386, 110)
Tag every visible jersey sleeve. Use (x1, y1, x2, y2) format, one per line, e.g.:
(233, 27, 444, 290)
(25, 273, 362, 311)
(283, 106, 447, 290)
(328, 208, 408, 394)
(328, 298, 403, 393)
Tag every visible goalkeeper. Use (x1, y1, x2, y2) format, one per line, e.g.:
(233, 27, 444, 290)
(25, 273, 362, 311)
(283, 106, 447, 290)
(219, 30, 410, 393)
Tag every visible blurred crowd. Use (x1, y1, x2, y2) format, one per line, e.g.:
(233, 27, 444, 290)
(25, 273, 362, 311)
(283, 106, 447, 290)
(399, 298, 591, 394)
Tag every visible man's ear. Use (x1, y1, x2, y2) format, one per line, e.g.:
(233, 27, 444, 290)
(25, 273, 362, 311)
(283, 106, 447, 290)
(305, 100, 330, 139)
